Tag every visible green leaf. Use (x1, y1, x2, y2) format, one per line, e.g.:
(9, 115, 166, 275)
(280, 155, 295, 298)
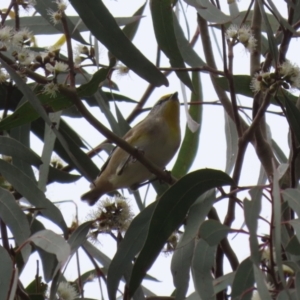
(68, 221, 93, 255)
(173, 72, 203, 178)
(25, 277, 47, 296)
(233, 10, 285, 32)
(0, 68, 109, 131)
(82, 241, 111, 269)
(171, 241, 194, 300)
(283, 188, 300, 223)
(224, 110, 238, 174)
(77, 68, 110, 97)
(122, 2, 147, 41)
(296, 272, 300, 299)
(150, 0, 193, 91)
(171, 190, 215, 299)
(69, 0, 168, 87)
(25, 216, 59, 283)
(0, 246, 13, 300)
(172, 13, 205, 67)
(284, 93, 300, 145)
(7, 268, 18, 300)
(257, 0, 278, 63)
(34, 0, 88, 45)
(185, 0, 234, 24)
(0, 136, 42, 166)
(286, 235, 300, 255)
(213, 272, 235, 294)
(38, 112, 62, 191)
(48, 167, 81, 184)
(288, 220, 300, 245)
(6, 16, 144, 36)
(199, 219, 230, 246)
(0, 188, 31, 263)
(215, 75, 297, 105)
(0, 91, 72, 131)
(191, 239, 216, 300)
(29, 230, 70, 267)
(277, 290, 297, 300)
(271, 139, 288, 164)
(0, 84, 23, 111)
(0, 57, 94, 182)
(36, 246, 58, 283)
(265, 0, 295, 33)
(102, 92, 137, 104)
(273, 166, 286, 288)
(107, 202, 156, 300)
(0, 159, 68, 235)
(114, 103, 131, 136)
(31, 119, 99, 180)
(10, 122, 36, 181)
(244, 194, 261, 264)
(231, 257, 254, 300)
(128, 169, 234, 297)
(253, 264, 272, 300)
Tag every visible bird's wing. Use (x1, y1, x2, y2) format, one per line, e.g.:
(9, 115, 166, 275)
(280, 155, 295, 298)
(96, 146, 116, 177)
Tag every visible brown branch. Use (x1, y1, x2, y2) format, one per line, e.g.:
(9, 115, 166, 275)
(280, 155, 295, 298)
(0, 1, 13, 25)
(158, 66, 225, 76)
(278, 1, 295, 64)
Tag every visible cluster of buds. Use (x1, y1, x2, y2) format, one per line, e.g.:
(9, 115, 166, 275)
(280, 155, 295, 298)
(226, 24, 257, 53)
(73, 44, 95, 67)
(250, 61, 300, 93)
(87, 197, 134, 240)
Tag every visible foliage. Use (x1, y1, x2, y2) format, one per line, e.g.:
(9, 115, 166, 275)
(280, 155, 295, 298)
(0, 0, 300, 300)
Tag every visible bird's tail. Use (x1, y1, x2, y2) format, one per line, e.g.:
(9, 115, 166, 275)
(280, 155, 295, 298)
(81, 188, 104, 206)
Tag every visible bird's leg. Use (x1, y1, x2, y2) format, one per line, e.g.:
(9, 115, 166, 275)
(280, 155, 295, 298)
(131, 147, 145, 163)
(130, 177, 158, 190)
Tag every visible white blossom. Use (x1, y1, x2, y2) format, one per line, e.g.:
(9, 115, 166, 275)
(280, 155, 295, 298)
(115, 63, 130, 76)
(87, 196, 134, 234)
(56, 0, 68, 11)
(57, 281, 78, 300)
(43, 82, 59, 98)
(0, 69, 9, 83)
(47, 9, 62, 25)
(54, 61, 68, 72)
(12, 28, 32, 47)
(279, 60, 300, 89)
(46, 61, 68, 74)
(225, 24, 238, 39)
(17, 49, 34, 65)
(0, 26, 13, 48)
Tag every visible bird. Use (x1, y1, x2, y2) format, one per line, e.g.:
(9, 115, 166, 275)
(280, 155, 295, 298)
(81, 92, 181, 205)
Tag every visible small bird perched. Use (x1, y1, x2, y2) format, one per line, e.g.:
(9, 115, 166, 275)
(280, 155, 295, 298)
(81, 92, 181, 205)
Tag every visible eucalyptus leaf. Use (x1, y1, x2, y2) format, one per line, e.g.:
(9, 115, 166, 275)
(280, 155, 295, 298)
(70, 0, 168, 87)
(192, 239, 216, 300)
(150, 0, 193, 91)
(128, 169, 233, 297)
(0, 246, 13, 300)
(0, 188, 31, 263)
